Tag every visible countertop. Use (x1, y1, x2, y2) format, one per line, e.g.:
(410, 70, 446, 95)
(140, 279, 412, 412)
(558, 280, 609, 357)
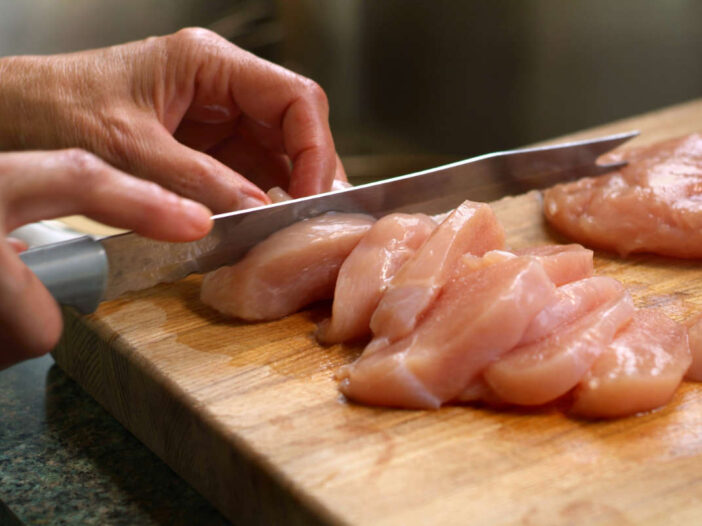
(0, 354, 230, 525)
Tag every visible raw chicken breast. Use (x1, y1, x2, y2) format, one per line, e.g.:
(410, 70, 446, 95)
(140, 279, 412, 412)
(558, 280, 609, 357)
(338, 256, 555, 409)
(543, 133, 702, 258)
(519, 276, 624, 346)
(514, 244, 593, 286)
(571, 309, 690, 418)
(368, 200, 505, 350)
(456, 276, 622, 404)
(459, 244, 593, 287)
(317, 213, 436, 344)
(483, 285, 634, 406)
(201, 213, 374, 321)
(685, 314, 702, 381)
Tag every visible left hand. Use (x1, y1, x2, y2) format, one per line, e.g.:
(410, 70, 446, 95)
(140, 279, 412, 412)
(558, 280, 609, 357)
(0, 28, 347, 213)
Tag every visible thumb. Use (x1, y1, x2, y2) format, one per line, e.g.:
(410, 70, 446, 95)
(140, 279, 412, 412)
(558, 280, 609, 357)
(0, 240, 62, 368)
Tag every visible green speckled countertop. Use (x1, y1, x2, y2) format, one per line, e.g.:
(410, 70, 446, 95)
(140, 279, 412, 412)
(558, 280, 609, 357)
(0, 355, 230, 525)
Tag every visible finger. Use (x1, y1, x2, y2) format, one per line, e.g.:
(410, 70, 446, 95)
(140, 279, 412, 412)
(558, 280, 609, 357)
(208, 132, 291, 192)
(0, 150, 213, 241)
(175, 115, 293, 191)
(334, 154, 348, 183)
(181, 100, 239, 125)
(174, 119, 238, 153)
(0, 240, 63, 368)
(117, 119, 270, 213)
(177, 112, 287, 158)
(280, 90, 337, 197)
(163, 29, 338, 197)
(237, 114, 285, 154)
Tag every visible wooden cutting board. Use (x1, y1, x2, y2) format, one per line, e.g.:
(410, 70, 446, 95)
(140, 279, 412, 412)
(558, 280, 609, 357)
(54, 99, 702, 526)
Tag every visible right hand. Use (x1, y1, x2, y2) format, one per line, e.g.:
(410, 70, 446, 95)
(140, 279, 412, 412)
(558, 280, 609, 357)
(0, 149, 213, 369)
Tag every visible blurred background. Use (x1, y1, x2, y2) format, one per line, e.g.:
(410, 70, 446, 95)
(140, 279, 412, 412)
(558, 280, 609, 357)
(1, 0, 702, 183)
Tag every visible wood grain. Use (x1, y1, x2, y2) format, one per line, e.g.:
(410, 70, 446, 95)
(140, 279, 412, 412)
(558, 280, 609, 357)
(54, 99, 702, 526)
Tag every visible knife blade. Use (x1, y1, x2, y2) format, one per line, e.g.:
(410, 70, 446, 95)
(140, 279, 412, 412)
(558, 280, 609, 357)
(20, 130, 638, 313)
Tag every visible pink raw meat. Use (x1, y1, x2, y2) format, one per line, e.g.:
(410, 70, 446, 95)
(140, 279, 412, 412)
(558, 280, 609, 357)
(571, 309, 690, 418)
(368, 200, 505, 351)
(519, 276, 624, 346)
(543, 133, 702, 257)
(453, 377, 505, 406)
(456, 276, 622, 404)
(317, 213, 436, 344)
(514, 244, 593, 286)
(685, 313, 702, 381)
(200, 213, 374, 321)
(337, 256, 555, 409)
(483, 285, 634, 406)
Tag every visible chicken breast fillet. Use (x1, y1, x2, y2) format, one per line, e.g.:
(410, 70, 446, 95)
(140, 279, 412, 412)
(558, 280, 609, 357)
(543, 133, 702, 258)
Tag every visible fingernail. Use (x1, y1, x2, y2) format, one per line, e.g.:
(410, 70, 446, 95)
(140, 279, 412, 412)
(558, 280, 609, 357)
(180, 198, 213, 228)
(240, 195, 267, 209)
(332, 179, 352, 192)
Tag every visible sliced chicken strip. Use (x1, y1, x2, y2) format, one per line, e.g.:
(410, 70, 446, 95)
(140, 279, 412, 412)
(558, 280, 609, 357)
(368, 200, 505, 351)
(201, 213, 374, 321)
(484, 287, 634, 406)
(317, 213, 436, 344)
(338, 256, 555, 409)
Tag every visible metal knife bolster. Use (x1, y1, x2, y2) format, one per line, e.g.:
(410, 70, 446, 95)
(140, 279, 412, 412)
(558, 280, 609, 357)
(19, 130, 639, 313)
(19, 236, 108, 313)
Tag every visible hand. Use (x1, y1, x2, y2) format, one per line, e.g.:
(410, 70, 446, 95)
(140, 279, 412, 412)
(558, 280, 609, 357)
(0, 149, 212, 369)
(0, 28, 347, 213)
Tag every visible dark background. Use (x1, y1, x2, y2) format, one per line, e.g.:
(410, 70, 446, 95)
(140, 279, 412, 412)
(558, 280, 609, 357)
(2, 0, 701, 181)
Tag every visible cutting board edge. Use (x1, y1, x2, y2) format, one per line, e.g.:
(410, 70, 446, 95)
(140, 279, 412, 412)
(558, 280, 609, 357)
(52, 308, 344, 526)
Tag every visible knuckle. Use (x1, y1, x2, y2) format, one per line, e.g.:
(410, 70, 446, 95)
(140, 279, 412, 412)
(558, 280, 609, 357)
(133, 152, 215, 201)
(56, 148, 109, 192)
(59, 148, 102, 175)
(141, 194, 172, 222)
(164, 27, 233, 72)
(101, 110, 139, 166)
(187, 156, 218, 187)
(170, 155, 221, 199)
(171, 27, 222, 48)
(300, 79, 329, 112)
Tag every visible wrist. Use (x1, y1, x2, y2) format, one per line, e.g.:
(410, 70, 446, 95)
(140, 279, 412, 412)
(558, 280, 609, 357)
(0, 55, 29, 150)
(0, 54, 87, 152)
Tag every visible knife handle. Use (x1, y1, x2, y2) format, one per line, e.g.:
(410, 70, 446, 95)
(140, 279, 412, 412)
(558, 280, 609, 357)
(19, 235, 108, 314)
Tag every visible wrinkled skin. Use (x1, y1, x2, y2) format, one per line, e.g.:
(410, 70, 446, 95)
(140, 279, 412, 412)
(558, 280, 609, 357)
(0, 28, 345, 368)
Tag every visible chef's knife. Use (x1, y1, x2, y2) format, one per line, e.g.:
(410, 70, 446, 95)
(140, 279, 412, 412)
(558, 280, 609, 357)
(20, 131, 638, 313)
